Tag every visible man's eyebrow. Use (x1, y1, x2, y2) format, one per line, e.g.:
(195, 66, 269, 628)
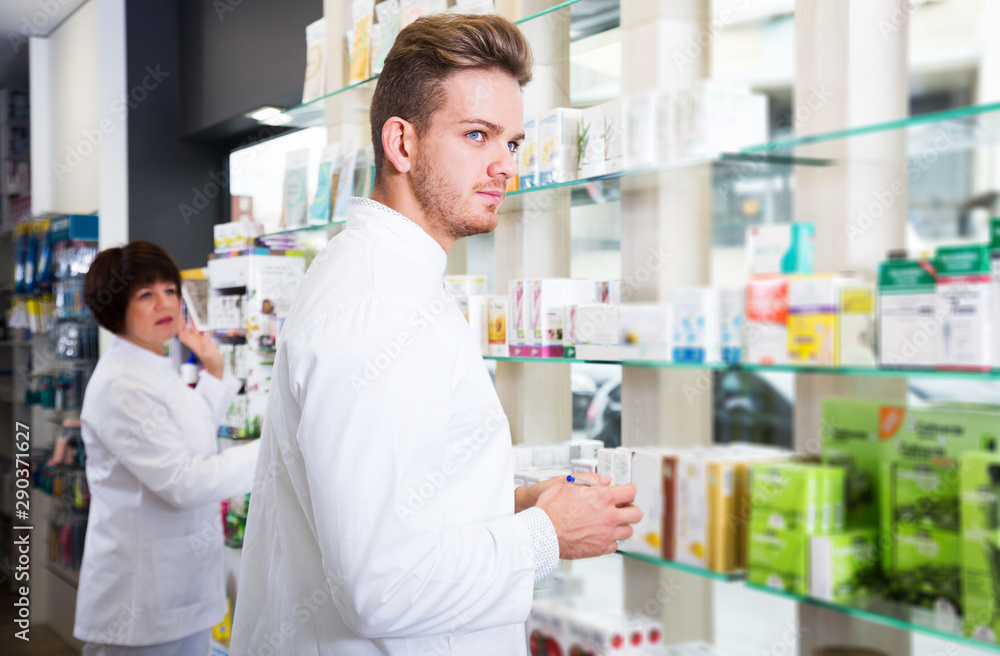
(461, 117, 524, 142)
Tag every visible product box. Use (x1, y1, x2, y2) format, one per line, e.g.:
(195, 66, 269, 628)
(214, 222, 263, 253)
(595, 280, 623, 304)
(749, 463, 822, 534)
(809, 530, 880, 602)
(508, 280, 526, 354)
(838, 283, 877, 367)
(445, 274, 488, 297)
(598, 448, 615, 479)
(886, 526, 962, 614)
(674, 452, 709, 567)
(878, 257, 939, 369)
(570, 458, 598, 474)
(821, 398, 905, 529)
(745, 223, 816, 276)
(534, 444, 572, 469)
(624, 91, 661, 169)
(992, 217, 1000, 371)
(748, 526, 809, 595)
(720, 288, 744, 364)
(457, 294, 489, 355)
(619, 303, 674, 361)
(208, 294, 244, 331)
(518, 113, 539, 188)
(563, 304, 620, 361)
(960, 451, 1000, 642)
(936, 244, 993, 371)
(744, 275, 789, 365)
(577, 103, 606, 178)
(486, 296, 508, 357)
(788, 274, 858, 366)
(569, 439, 603, 461)
(527, 278, 595, 357)
(673, 82, 768, 157)
(707, 457, 739, 573)
(602, 99, 625, 174)
(538, 108, 581, 186)
(613, 447, 633, 486)
(892, 462, 961, 532)
(512, 445, 534, 473)
(625, 448, 670, 557)
(672, 287, 721, 364)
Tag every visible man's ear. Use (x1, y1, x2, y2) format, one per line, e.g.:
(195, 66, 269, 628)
(381, 117, 416, 175)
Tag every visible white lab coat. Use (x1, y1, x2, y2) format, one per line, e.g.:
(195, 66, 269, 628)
(230, 198, 555, 656)
(74, 337, 260, 646)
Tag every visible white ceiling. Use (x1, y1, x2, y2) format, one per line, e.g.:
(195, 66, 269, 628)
(0, 0, 89, 85)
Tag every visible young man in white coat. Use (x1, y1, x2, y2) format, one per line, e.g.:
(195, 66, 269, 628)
(231, 13, 641, 655)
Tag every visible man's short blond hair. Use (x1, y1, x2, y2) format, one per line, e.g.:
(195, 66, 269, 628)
(370, 13, 533, 182)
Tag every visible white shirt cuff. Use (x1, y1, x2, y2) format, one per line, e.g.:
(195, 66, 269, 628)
(517, 506, 559, 583)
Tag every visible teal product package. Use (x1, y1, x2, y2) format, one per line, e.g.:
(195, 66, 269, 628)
(821, 397, 905, 529)
(748, 526, 809, 595)
(961, 451, 1000, 642)
(809, 530, 880, 602)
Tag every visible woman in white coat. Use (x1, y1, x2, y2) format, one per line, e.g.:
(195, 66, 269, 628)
(73, 241, 260, 656)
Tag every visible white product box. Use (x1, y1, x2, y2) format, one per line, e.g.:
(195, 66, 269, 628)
(838, 283, 876, 367)
(538, 108, 581, 186)
(457, 294, 489, 355)
(624, 91, 662, 169)
(672, 288, 721, 364)
(603, 99, 625, 174)
(613, 447, 633, 486)
(570, 458, 598, 474)
(208, 294, 244, 331)
(744, 276, 788, 365)
(213, 222, 263, 253)
(720, 288, 744, 364)
(563, 607, 635, 656)
(597, 448, 615, 479)
(508, 280, 527, 353)
(674, 452, 708, 568)
(518, 113, 539, 188)
(564, 304, 620, 361)
(533, 444, 572, 469)
(569, 439, 603, 461)
(526, 279, 595, 357)
(620, 304, 674, 361)
(878, 260, 939, 369)
(512, 445, 534, 472)
(445, 275, 488, 296)
(624, 448, 668, 557)
(674, 82, 766, 158)
(936, 245, 993, 371)
(578, 104, 606, 178)
(487, 296, 508, 357)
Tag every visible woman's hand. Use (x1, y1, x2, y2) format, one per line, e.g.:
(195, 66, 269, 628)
(177, 316, 225, 380)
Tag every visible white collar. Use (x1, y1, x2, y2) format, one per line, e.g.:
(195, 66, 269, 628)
(110, 336, 175, 374)
(347, 197, 448, 277)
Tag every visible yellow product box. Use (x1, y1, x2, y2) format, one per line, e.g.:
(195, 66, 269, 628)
(838, 284, 876, 367)
(707, 458, 738, 573)
(788, 274, 860, 366)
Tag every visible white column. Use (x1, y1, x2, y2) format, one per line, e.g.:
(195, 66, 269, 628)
(618, 0, 715, 644)
(29, 36, 53, 212)
(794, 1, 910, 653)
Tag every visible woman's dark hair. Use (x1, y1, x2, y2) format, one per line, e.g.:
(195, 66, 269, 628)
(84, 241, 182, 334)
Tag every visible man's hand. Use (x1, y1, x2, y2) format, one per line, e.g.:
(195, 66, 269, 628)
(535, 481, 641, 559)
(514, 473, 609, 513)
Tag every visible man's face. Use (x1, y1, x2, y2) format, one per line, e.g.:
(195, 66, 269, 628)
(411, 68, 523, 240)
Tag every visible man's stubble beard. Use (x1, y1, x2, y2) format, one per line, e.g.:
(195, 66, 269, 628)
(411, 153, 499, 241)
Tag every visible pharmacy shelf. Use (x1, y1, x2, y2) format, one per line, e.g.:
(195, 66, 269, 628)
(744, 583, 995, 653)
(483, 355, 1000, 381)
(617, 550, 745, 583)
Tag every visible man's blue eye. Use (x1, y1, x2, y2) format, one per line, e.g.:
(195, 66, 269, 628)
(467, 131, 484, 141)
(508, 142, 519, 153)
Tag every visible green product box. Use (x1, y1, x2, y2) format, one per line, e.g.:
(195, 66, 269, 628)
(821, 397, 905, 528)
(820, 467, 846, 535)
(897, 406, 1000, 466)
(892, 462, 960, 531)
(961, 451, 1000, 642)
(883, 525, 962, 614)
(809, 530, 880, 602)
(750, 463, 820, 534)
(748, 526, 809, 595)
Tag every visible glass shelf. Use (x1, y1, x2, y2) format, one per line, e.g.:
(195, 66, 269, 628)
(617, 550, 745, 583)
(483, 355, 1000, 381)
(744, 583, 997, 653)
(260, 219, 346, 238)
